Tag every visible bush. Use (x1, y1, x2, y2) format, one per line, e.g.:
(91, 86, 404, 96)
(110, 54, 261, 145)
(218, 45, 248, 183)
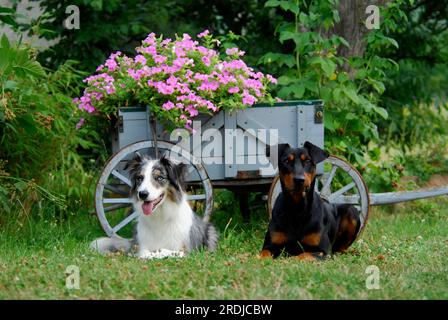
(0, 35, 98, 223)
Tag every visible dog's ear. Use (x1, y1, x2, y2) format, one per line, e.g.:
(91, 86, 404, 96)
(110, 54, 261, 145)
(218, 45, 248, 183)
(266, 143, 290, 169)
(266, 143, 290, 158)
(160, 155, 186, 191)
(304, 141, 328, 164)
(124, 152, 144, 173)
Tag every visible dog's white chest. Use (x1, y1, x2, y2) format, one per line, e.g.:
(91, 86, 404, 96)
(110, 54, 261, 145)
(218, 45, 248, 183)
(136, 201, 192, 254)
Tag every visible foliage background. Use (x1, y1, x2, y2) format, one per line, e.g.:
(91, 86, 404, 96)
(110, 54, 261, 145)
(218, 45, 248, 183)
(0, 0, 447, 222)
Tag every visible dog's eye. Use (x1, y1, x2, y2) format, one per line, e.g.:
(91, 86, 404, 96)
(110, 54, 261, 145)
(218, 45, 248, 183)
(304, 159, 312, 165)
(136, 175, 144, 182)
(156, 176, 165, 182)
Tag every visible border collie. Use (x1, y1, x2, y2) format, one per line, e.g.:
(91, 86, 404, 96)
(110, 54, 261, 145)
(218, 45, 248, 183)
(91, 154, 218, 259)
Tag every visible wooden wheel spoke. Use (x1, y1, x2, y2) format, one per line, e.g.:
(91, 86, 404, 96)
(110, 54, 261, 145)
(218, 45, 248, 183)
(112, 211, 139, 233)
(111, 170, 132, 187)
(187, 165, 196, 174)
(104, 203, 132, 212)
(186, 194, 206, 201)
(321, 165, 337, 196)
(332, 194, 360, 205)
(104, 184, 129, 196)
(103, 198, 133, 204)
(328, 182, 356, 202)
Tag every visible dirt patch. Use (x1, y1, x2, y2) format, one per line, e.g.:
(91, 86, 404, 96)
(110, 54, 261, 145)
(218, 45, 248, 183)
(424, 174, 448, 188)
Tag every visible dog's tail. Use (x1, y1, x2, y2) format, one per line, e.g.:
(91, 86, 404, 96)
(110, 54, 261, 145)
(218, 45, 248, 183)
(204, 223, 219, 252)
(90, 237, 133, 254)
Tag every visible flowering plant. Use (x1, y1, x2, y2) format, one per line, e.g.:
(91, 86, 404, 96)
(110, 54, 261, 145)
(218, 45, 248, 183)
(74, 30, 277, 130)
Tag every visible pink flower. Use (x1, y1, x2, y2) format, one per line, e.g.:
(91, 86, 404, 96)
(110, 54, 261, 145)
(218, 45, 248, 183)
(266, 74, 277, 84)
(161, 38, 172, 46)
(143, 33, 156, 45)
(140, 45, 157, 55)
(104, 51, 121, 72)
(242, 91, 256, 106)
(201, 56, 211, 66)
(76, 32, 275, 131)
(197, 30, 210, 38)
(162, 101, 175, 110)
(185, 105, 199, 117)
(167, 75, 178, 86)
(154, 55, 167, 64)
(225, 48, 244, 56)
(135, 55, 147, 65)
(244, 79, 263, 90)
(228, 87, 239, 94)
(76, 118, 85, 129)
(226, 48, 239, 55)
(198, 81, 219, 91)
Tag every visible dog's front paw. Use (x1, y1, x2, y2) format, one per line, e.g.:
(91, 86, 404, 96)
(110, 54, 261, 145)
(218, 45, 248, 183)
(258, 249, 273, 259)
(138, 249, 186, 260)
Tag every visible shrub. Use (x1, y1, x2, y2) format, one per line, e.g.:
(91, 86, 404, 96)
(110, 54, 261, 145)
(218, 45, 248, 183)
(0, 35, 95, 222)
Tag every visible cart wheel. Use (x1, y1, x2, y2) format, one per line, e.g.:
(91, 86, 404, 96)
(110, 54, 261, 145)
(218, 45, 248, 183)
(95, 140, 213, 238)
(267, 155, 370, 237)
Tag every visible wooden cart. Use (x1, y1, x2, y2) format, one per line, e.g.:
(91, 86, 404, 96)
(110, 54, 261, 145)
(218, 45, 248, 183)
(95, 101, 370, 238)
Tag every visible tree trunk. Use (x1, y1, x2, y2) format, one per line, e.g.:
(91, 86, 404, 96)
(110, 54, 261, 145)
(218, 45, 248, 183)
(323, 0, 388, 58)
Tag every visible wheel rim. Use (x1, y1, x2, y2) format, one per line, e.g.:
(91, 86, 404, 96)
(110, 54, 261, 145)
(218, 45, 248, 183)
(268, 155, 370, 237)
(95, 140, 213, 238)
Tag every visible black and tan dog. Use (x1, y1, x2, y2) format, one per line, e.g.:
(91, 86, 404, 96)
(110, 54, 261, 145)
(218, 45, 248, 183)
(260, 141, 360, 261)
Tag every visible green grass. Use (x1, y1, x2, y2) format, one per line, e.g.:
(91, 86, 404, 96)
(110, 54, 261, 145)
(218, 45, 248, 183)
(0, 197, 447, 300)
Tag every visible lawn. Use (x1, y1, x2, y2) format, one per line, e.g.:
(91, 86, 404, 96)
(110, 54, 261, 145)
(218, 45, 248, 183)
(0, 196, 447, 300)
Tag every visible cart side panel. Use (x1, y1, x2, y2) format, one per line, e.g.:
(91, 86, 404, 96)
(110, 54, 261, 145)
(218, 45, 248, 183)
(225, 102, 324, 179)
(117, 107, 151, 152)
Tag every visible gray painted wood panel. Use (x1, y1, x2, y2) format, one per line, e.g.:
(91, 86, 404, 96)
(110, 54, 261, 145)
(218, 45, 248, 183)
(115, 101, 325, 181)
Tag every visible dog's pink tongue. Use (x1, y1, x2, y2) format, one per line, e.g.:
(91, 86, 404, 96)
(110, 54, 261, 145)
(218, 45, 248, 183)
(142, 201, 153, 216)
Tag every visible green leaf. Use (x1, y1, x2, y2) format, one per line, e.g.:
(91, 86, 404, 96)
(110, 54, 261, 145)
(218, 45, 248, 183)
(265, 0, 300, 15)
(333, 88, 342, 101)
(0, 15, 18, 28)
(304, 80, 319, 94)
(343, 87, 360, 104)
(13, 49, 46, 78)
(14, 181, 28, 191)
(277, 86, 293, 99)
(367, 78, 385, 94)
(321, 59, 336, 77)
(279, 31, 295, 44)
(265, 0, 281, 8)
(309, 56, 336, 77)
(290, 84, 305, 99)
(345, 113, 356, 120)
(384, 36, 399, 49)
(280, 2, 300, 15)
(277, 75, 296, 85)
(259, 53, 295, 68)
(373, 106, 388, 119)
(4, 80, 17, 90)
(324, 113, 336, 132)
(0, 47, 12, 75)
(1, 34, 10, 49)
(0, 7, 15, 14)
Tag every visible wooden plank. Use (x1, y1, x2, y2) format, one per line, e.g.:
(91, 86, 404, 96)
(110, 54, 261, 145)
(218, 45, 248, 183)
(297, 105, 306, 147)
(224, 111, 237, 178)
